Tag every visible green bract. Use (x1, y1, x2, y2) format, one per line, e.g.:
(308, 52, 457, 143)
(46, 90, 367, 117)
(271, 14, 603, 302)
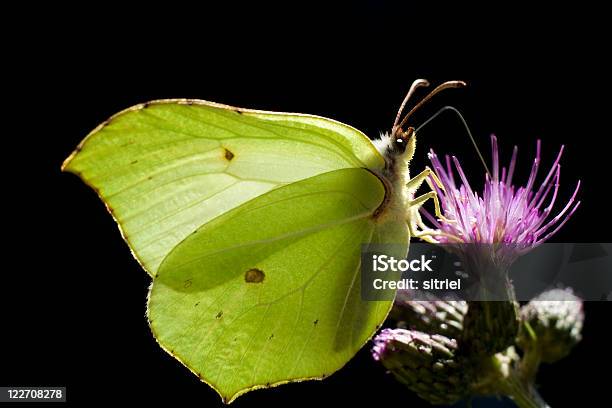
(62, 100, 408, 402)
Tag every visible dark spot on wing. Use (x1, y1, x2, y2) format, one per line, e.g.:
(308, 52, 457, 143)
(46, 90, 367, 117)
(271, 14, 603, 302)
(130, 160, 138, 165)
(194, 302, 200, 307)
(216, 311, 223, 319)
(314, 319, 319, 325)
(184, 279, 192, 288)
(269, 334, 274, 340)
(224, 148, 235, 161)
(148, 176, 153, 180)
(245, 268, 265, 283)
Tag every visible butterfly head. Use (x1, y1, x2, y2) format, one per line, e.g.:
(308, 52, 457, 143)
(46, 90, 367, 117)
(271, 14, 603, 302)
(373, 126, 417, 173)
(392, 126, 416, 158)
(386, 79, 466, 162)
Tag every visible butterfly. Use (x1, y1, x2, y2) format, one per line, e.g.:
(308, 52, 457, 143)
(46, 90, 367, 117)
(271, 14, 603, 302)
(62, 79, 464, 402)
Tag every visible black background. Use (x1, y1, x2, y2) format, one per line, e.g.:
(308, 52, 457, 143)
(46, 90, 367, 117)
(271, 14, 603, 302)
(4, 3, 610, 407)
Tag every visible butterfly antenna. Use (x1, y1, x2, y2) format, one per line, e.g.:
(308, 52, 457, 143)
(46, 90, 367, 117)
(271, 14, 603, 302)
(416, 105, 491, 175)
(392, 79, 430, 135)
(395, 80, 467, 137)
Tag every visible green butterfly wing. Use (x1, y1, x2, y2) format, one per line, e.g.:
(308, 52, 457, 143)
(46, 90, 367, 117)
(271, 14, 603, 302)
(148, 168, 404, 402)
(63, 100, 406, 402)
(62, 100, 385, 276)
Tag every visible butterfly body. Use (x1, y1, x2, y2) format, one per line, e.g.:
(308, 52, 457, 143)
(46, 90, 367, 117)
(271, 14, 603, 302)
(370, 128, 416, 227)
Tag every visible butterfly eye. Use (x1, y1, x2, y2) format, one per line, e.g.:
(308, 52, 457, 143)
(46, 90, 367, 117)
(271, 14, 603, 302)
(394, 137, 407, 153)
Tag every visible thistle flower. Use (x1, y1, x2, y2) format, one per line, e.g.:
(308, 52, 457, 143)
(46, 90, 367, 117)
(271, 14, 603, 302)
(421, 135, 581, 356)
(423, 135, 581, 254)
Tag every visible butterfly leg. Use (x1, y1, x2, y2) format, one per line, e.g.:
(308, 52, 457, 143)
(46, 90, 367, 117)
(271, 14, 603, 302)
(409, 224, 439, 243)
(406, 168, 454, 224)
(410, 191, 448, 225)
(406, 166, 443, 193)
(406, 191, 443, 243)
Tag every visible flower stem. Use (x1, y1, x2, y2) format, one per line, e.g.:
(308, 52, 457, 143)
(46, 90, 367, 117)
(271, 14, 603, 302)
(520, 347, 542, 383)
(501, 367, 550, 408)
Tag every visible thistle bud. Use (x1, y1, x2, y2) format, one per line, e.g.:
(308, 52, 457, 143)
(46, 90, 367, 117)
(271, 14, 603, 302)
(518, 288, 584, 363)
(390, 291, 467, 338)
(372, 328, 472, 405)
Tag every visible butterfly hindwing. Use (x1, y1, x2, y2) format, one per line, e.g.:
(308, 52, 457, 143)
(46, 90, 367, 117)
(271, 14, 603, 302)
(148, 168, 394, 402)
